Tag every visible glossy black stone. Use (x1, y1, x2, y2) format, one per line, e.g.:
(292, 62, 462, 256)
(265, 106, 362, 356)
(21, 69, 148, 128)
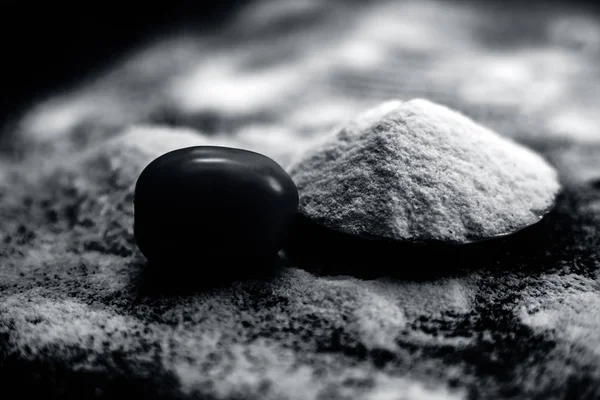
(134, 146, 299, 269)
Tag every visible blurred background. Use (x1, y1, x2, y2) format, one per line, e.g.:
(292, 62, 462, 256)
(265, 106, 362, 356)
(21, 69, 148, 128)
(1, 0, 599, 162)
(1, 2, 600, 398)
(1, 0, 599, 126)
(0, 1, 247, 125)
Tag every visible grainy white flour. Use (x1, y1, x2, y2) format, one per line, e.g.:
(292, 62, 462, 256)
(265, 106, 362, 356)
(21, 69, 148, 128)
(2, 1, 600, 399)
(289, 99, 561, 243)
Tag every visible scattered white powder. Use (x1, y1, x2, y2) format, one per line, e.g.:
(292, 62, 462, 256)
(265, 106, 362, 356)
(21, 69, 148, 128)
(1, 254, 474, 400)
(364, 375, 465, 400)
(281, 269, 477, 352)
(0, 293, 141, 362)
(0, 119, 480, 398)
(360, 276, 477, 348)
(355, 291, 406, 351)
(518, 274, 600, 357)
(365, 278, 475, 317)
(0, 121, 594, 398)
(289, 99, 561, 243)
(3, 1, 600, 398)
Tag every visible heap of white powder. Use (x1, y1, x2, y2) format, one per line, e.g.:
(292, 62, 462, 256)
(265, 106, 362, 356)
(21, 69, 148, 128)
(288, 99, 561, 243)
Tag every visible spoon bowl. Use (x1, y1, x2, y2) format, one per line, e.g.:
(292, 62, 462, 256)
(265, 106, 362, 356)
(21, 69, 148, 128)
(284, 193, 559, 280)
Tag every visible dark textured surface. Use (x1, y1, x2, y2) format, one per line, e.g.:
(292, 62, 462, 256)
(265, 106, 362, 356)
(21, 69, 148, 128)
(1, 1, 600, 399)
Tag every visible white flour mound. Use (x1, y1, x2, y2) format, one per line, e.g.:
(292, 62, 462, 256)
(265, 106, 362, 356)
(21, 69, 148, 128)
(288, 99, 561, 243)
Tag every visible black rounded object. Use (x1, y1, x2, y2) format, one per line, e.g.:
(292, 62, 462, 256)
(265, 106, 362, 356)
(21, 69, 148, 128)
(134, 146, 299, 268)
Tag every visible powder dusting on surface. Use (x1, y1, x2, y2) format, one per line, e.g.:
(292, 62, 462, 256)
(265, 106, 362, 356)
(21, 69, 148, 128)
(518, 273, 600, 357)
(289, 99, 560, 243)
(2, 0, 600, 399)
(0, 125, 475, 399)
(1, 119, 600, 399)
